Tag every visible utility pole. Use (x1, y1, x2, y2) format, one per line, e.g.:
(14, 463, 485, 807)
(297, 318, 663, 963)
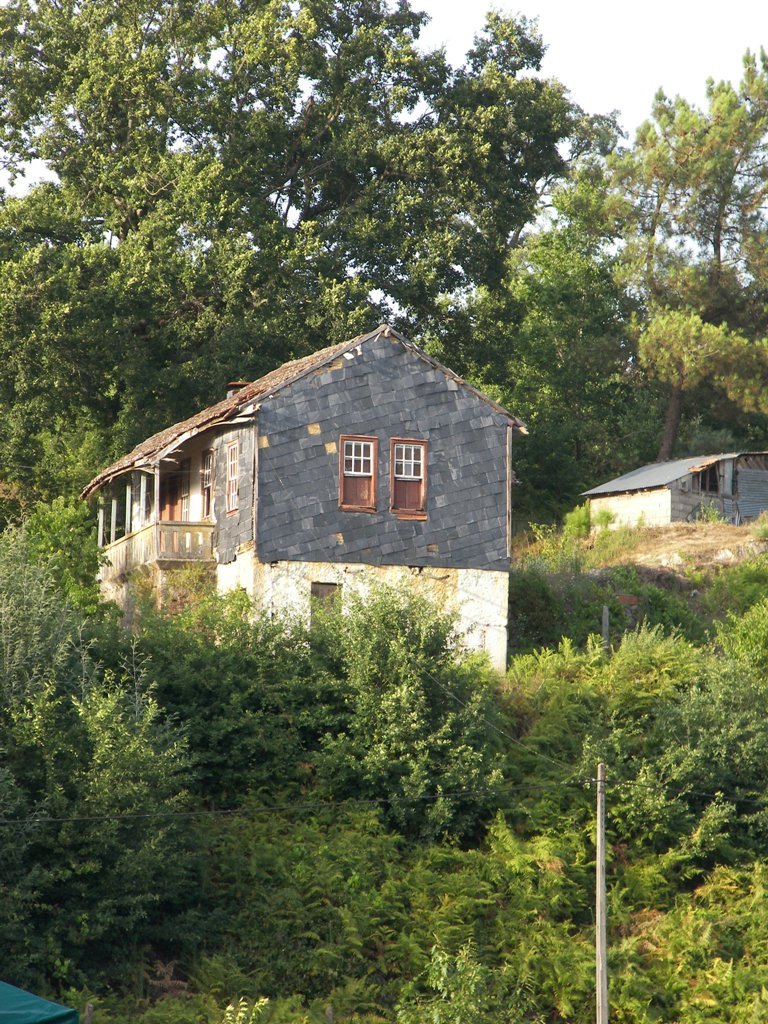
(596, 762, 608, 1024)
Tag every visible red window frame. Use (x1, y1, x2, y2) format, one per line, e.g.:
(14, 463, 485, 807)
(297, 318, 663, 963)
(390, 438, 427, 519)
(339, 435, 378, 512)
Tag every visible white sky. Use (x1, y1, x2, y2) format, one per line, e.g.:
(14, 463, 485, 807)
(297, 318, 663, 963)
(415, 0, 768, 139)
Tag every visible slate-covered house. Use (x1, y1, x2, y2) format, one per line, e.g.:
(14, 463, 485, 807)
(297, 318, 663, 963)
(583, 452, 768, 527)
(82, 325, 525, 670)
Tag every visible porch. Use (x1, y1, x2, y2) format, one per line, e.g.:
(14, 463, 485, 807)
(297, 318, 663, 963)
(99, 521, 215, 583)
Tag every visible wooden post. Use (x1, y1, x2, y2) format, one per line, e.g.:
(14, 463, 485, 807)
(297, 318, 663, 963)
(596, 762, 608, 1024)
(602, 605, 610, 655)
(153, 465, 161, 558)
(506, 422, 513, 559)
(125, 479, 133, 535)
(253, 414, 259, 557)
(139, 472, 148, 529)
(97, 499, 105, 548)
(110, 496, 118, 545)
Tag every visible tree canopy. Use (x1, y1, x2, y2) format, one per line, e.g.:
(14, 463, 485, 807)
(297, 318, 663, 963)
(0, 0, 589, 510)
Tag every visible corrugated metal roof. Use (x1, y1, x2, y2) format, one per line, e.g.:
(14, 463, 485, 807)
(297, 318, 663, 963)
(583, 454, 743, 496)
(82, 324, 527, 498)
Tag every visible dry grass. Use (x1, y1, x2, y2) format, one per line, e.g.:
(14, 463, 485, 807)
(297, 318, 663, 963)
(617, 523, 768, 570)
(514, 522, 768, 575)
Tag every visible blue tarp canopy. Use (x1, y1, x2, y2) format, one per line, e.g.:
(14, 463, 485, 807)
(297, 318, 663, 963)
(0, 982, 79, 1023)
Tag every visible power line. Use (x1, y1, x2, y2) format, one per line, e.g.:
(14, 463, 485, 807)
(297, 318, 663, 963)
(0, 777, 596, 829)
(423, 664, 580, 775)
(4, 764, 766, 829)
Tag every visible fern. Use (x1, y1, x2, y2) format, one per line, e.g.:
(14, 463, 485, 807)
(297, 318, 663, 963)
(219, 997, 269, 1024)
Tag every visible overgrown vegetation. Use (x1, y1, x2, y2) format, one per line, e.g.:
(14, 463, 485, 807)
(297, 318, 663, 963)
(3, 516, 768, 1022)
(5, 3, 768, 1020)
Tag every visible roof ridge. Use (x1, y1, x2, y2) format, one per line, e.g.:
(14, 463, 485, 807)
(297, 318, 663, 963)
(81, 323, 524, 499)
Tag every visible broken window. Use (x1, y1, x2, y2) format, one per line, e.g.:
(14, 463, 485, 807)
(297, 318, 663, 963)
(692, 464, 719, 494)
(310, 581, 340, 626)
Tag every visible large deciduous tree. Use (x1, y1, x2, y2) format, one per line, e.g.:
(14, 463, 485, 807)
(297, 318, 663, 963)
(0, 0, 579, 504)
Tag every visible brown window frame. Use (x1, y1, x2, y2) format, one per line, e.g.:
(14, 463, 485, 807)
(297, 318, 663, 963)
(390, 438, 428, 519)
(201, 449, 214, 520)
(339, 435, 378, 512)
(226, 441, 239, 514)
(179, 458, 191, 522)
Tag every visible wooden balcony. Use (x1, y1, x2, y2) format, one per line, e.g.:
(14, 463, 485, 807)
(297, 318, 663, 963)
(100, 521, 214, 581)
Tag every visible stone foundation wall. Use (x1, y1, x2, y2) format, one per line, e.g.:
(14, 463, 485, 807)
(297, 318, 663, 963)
(217, 550, 509, 672)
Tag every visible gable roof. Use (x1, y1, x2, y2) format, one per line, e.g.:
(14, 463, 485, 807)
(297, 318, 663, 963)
(82, 324, 526, 498)
(583, 453, 746, 497)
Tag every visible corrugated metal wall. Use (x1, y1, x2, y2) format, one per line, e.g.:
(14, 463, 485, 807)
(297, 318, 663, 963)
(735, 468, 768, 521)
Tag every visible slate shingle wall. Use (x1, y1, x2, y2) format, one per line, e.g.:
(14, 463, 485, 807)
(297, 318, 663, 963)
(212, 424, 254, 563)
(241, 336, 510, 571)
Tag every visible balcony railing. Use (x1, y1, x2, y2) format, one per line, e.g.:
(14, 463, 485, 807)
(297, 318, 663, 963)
(100, 521, 214, 581)
(157, 522, 214, 561)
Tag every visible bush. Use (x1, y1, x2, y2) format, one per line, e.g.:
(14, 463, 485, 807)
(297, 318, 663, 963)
(23, 497, 103, 614)
(0, 529, 193, 989)
(133, 589, 345, 803)
(563, 502, 591, 539)
(316, 587, 505, 840)
(508, 569, 567, 653)
(717, 598, 768, 674)
(702, 556, 768, 618)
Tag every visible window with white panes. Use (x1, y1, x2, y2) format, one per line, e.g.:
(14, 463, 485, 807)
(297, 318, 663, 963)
(339, 436, 377, 511)
(226, 441, 239, 513)
(180, 459, 191, 521)
(201, 450, 214, 519)
(391, 439, 427, 517)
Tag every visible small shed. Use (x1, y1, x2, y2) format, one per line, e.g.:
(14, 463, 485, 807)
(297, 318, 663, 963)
(0, 981, 79, 1023)
(583, 452, 768, 527)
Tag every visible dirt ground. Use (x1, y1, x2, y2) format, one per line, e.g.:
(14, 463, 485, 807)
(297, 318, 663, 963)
(612, 523, 768, 570)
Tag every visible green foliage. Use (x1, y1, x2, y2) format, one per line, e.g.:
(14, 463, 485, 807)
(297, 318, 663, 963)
(0, 529, 193, 990)
(717, 598, 768, 674)
(131, 588, 344, 803)
(563, 501, 591, 539)
(518, 522, 584, 574)
(586, 524, 645, 567)
(609, 58, 768, 458)
(219, 998, 270, 1024)
(593, 506, 615, 529)
(702, 555, 768, 617)
(316, 587, 505, 840)
(396, 943, 504, 1024)
(695, 501, 728, 524)
(23, 497, 103, 613)
(508, 567, 627, 653)
(0, 0, 583, 504)
(751, 510, 768, 539)
(427, 193, 646, 519)
(507, 568, 568, 652)
(14, 528, 768, 1020)
(608, 565, 707, 643)
(10, 8, 768, 1020)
